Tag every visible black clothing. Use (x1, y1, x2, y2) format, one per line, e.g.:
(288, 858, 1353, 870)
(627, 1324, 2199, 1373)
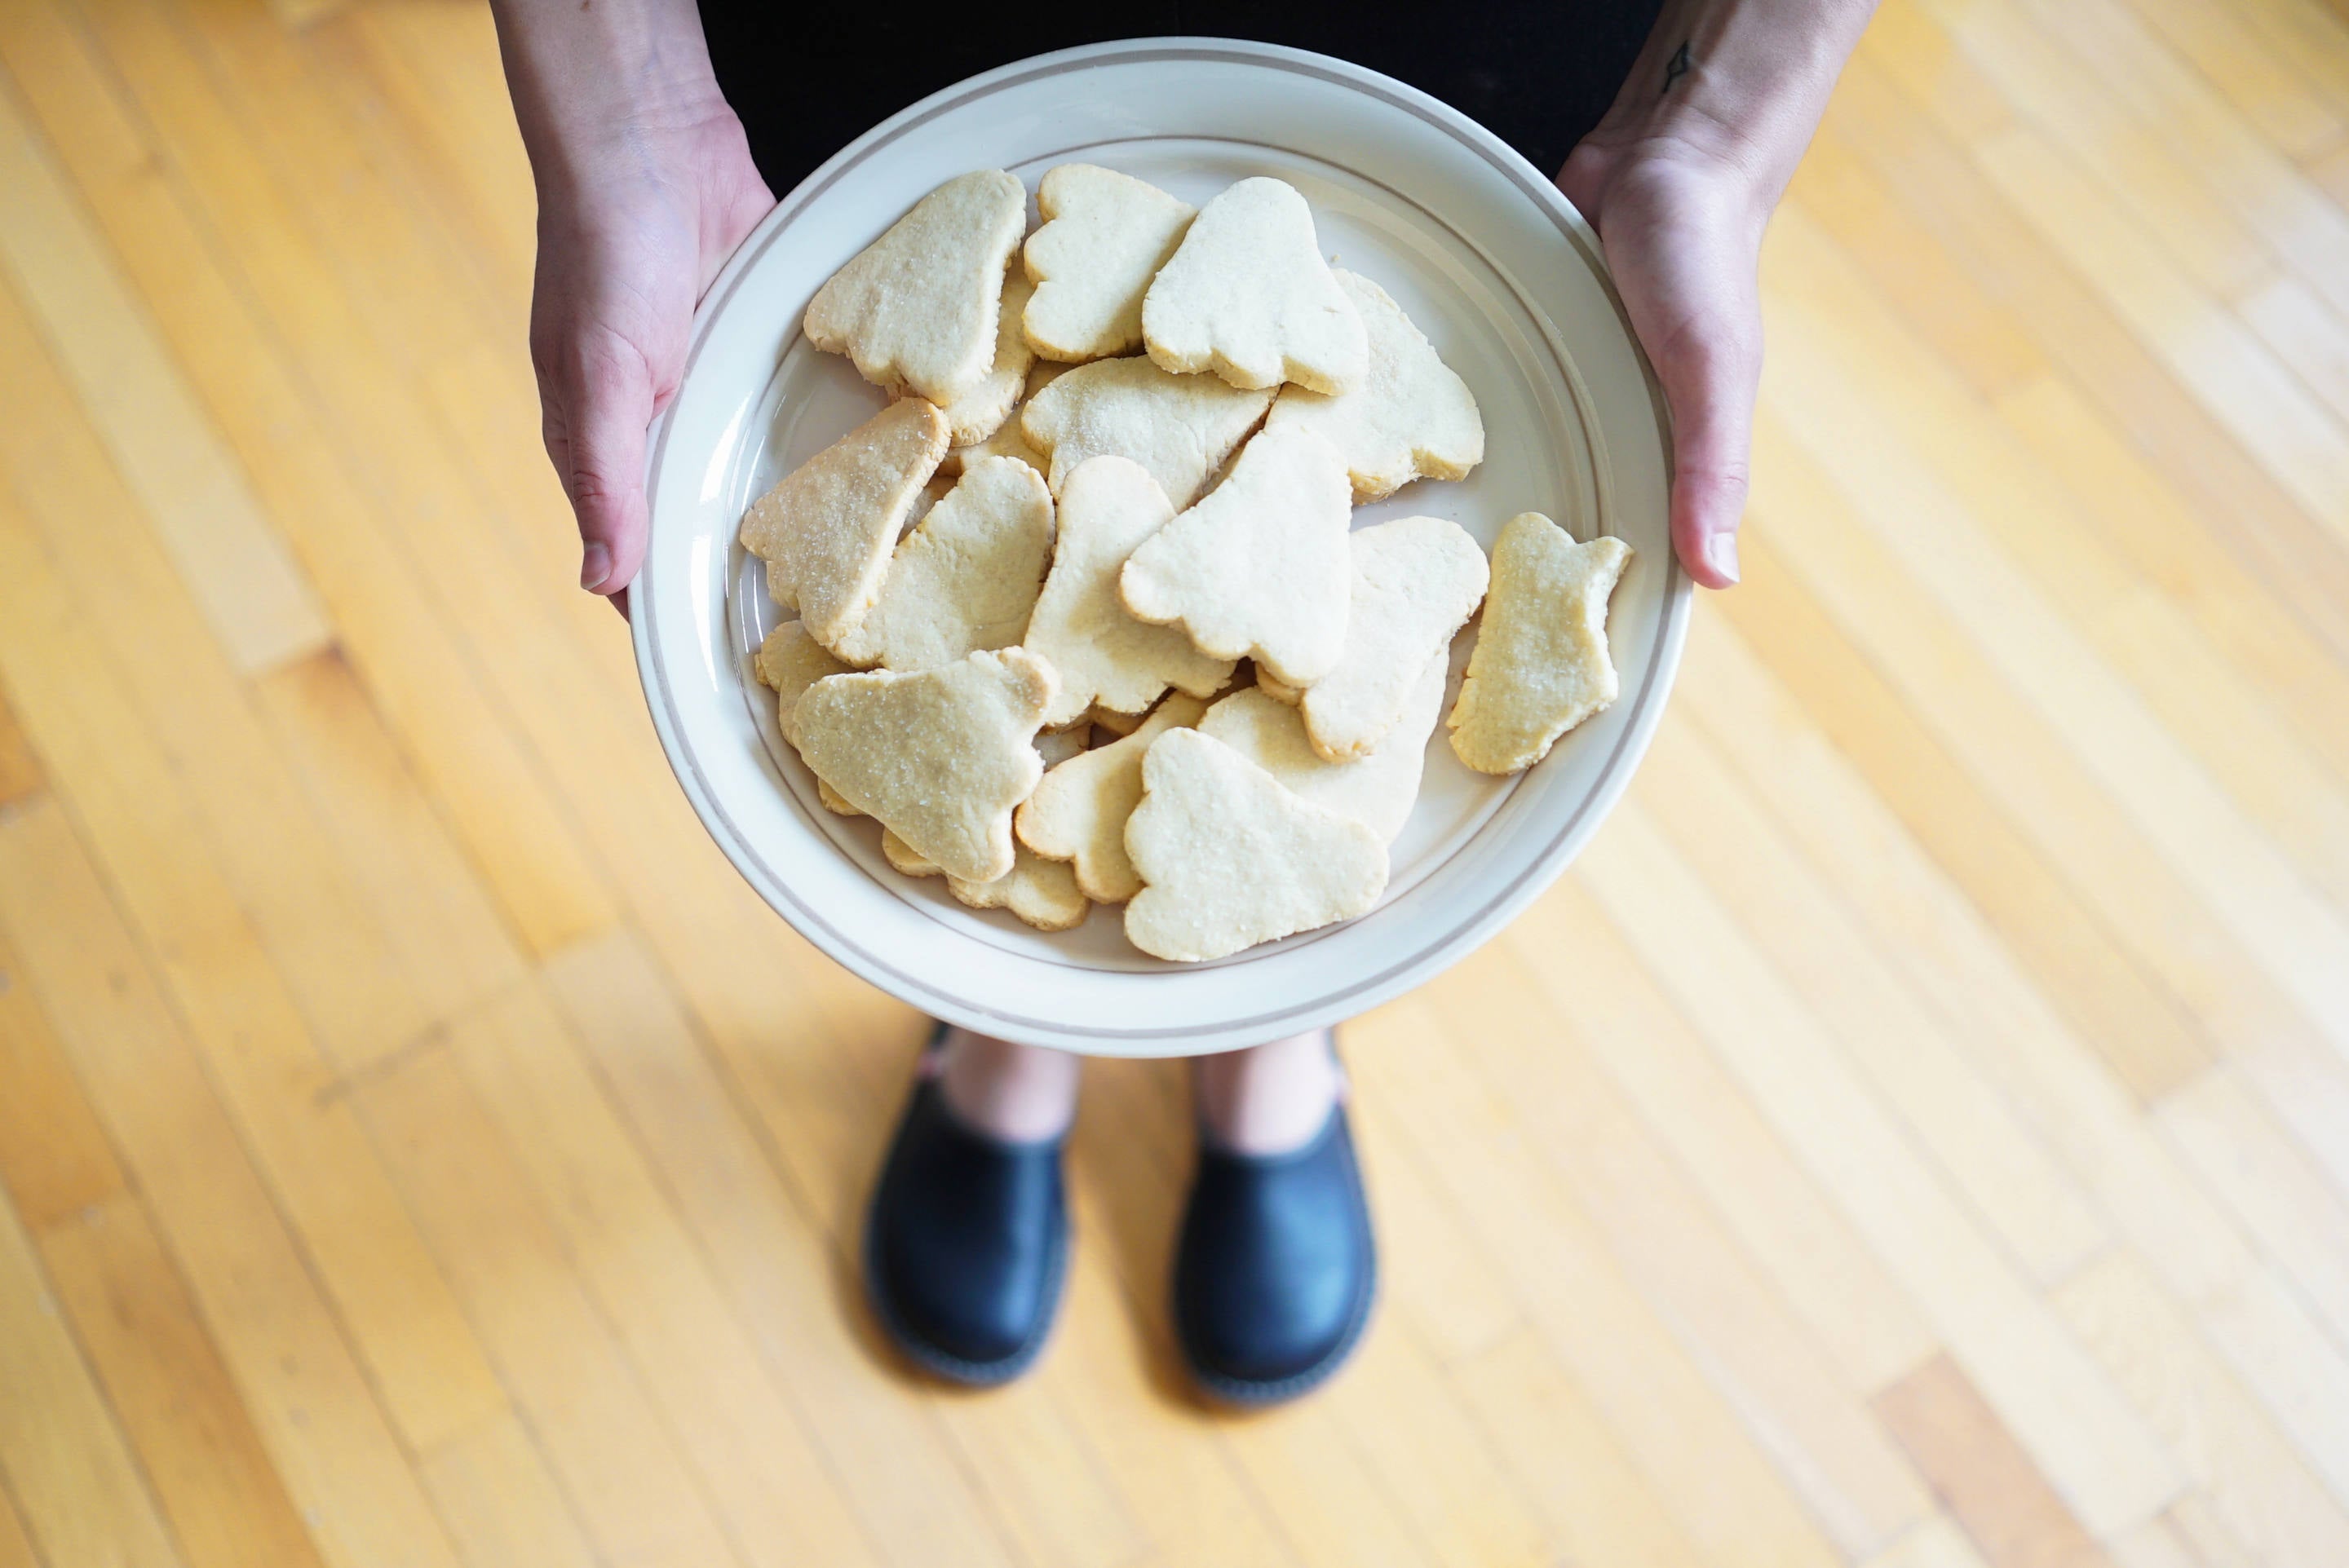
(703, 2, 1666, 200)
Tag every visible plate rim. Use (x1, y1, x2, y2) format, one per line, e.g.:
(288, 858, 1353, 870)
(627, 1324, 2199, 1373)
(633, 36, 1691, 1053)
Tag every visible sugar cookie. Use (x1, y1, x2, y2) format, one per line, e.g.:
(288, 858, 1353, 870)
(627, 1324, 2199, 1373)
(831, 456, 1054, 670)
(1141, 177, 1367, 395)
(1117, 425, 1353, 687)
(903, 269, 1035, 445)
(1447, 515, 1632, 774)
(740, 398, 949, 654)
(1122, 730, 1387, 962)
(1021, 456, 1236, 727)
(1299, 515, 1488, 761)
(1201, 651, 1444, 843)
(1264, 271, 1484, 501)
(1016, 694, 1207, 903)
(1019, 356, 1272, 510)
(790, 647, 1056, 882)
(1022, 164, 1197, 362)
(803, 170, 1028, 406)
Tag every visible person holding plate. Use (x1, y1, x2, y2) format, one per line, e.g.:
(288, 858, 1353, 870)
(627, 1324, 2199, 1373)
(489, 0, 1878, 1401)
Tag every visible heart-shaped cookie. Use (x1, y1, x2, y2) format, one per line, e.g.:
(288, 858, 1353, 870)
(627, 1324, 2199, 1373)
(1016, 692, 1207, 903)
(1021, 457, 1236, 727)
(1122, 729, 1388, 962)
(1022, 164, 1197, 362)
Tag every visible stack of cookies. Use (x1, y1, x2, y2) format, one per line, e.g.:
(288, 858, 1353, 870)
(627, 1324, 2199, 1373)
(743, 166, 1632, 961)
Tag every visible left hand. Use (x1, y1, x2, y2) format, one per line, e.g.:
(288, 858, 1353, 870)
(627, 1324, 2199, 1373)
(1557, 134, 1765, 590)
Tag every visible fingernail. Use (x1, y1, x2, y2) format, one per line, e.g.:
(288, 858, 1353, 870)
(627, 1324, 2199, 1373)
(580, 541, 613, 592)
(1704, 532, 1741, 585)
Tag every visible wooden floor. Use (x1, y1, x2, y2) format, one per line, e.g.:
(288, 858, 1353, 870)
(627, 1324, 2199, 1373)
(2, 0, 2348, 1563)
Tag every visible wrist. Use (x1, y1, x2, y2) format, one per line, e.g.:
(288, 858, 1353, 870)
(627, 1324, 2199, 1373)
(1581, 0, 1880, 205)
(490, 0, 732, 204)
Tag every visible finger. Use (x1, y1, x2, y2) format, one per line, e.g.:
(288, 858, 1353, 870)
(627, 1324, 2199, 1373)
(556, 337, 657, 598)
(1655, 325, 1758, 590)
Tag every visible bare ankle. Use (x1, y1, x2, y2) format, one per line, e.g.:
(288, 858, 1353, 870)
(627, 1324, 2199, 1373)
(1193, 1029, 1341, 1156)
(936, 1028, 1080, 1143)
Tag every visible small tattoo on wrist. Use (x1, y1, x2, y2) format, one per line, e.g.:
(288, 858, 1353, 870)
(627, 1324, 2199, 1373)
(1662, 41, 1693, 93)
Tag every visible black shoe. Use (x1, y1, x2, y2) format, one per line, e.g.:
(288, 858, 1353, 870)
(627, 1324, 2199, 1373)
(1173, 1102, 1377, 1405)
(863, 1049, 1068, 1386)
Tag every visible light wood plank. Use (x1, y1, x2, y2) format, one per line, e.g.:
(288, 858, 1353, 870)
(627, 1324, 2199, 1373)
(0, 272, 431, 1071)
(34, 1196, 328, 1568)
(2159, 1068, 2349, 1352)
(0, 0, 617, 960)
(1345, 994, 1848, 1568)
(2055, 1250, 2349, 1566)
(1577, 805, 2183, 1536)
(1500, 885, 1940, 1394)
(2121, 0, 2347, 157)
(1413, 939, 1935, 1559)
(539, 928, 1024, 1568)
(0, 1485, 38, 1568)
(0, 925, 126, 1230)
(0, 692, 36, 808)
(1634, 714, 2108, 1286)
(0, 483, 505, 1455)
(0, 1192, 184, 1568)
(1762, 209, 2349, 1044)
(1863, 1517, 1995, 1568)
(251, 649, 526, 1041)
(352, 1045, 745, 1568)
(1828, 50, 2349, 665)
(0, 797, 464, 1568)
(0, 72, 324, 673)
(1449, 1328, 1710, 1568)
(1873, 1354, 2113, 1568)
(437, 979, 889, 1568)
(413, 1416, 596, 1568)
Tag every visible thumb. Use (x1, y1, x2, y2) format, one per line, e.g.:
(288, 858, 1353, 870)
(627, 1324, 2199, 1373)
(551, 333, 657, 599)
(1656, 322, 1757, 589)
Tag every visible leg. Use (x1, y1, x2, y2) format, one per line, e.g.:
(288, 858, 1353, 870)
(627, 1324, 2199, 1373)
(864, 1024, 1076, 1385)
(1174, 1027, 1378, 1405)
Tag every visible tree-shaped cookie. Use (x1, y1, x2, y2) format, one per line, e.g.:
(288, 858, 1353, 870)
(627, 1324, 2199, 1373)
(1297, 515, 1487, 761)
(1447, 514, 1633, 774)
(1021, 457, 1235, 728)
(789, 647, 1057, 882)
(739, 398, 949, 655)
(831, 456, 1054, 671)
(1117, 426, 1354, 687)
(1264, 271, 1484, 501)
(1021, 164, 1197, 362)
(1016, 693, 1207, 903)
(1122, 730, 1388, 962)
(888, 728, 1091, 930)
(1019, 356, 1272, 510)
(804, 170, 1028, 406)
(1199, 651, 1446, 843)
(1141, 177, 1367, 395)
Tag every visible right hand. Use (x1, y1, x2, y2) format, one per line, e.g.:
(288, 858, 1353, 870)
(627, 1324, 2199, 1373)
(529, 104, 773, 609)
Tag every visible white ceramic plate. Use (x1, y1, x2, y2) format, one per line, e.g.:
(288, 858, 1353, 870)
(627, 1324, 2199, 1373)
(635, 38, 1688, 1056)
